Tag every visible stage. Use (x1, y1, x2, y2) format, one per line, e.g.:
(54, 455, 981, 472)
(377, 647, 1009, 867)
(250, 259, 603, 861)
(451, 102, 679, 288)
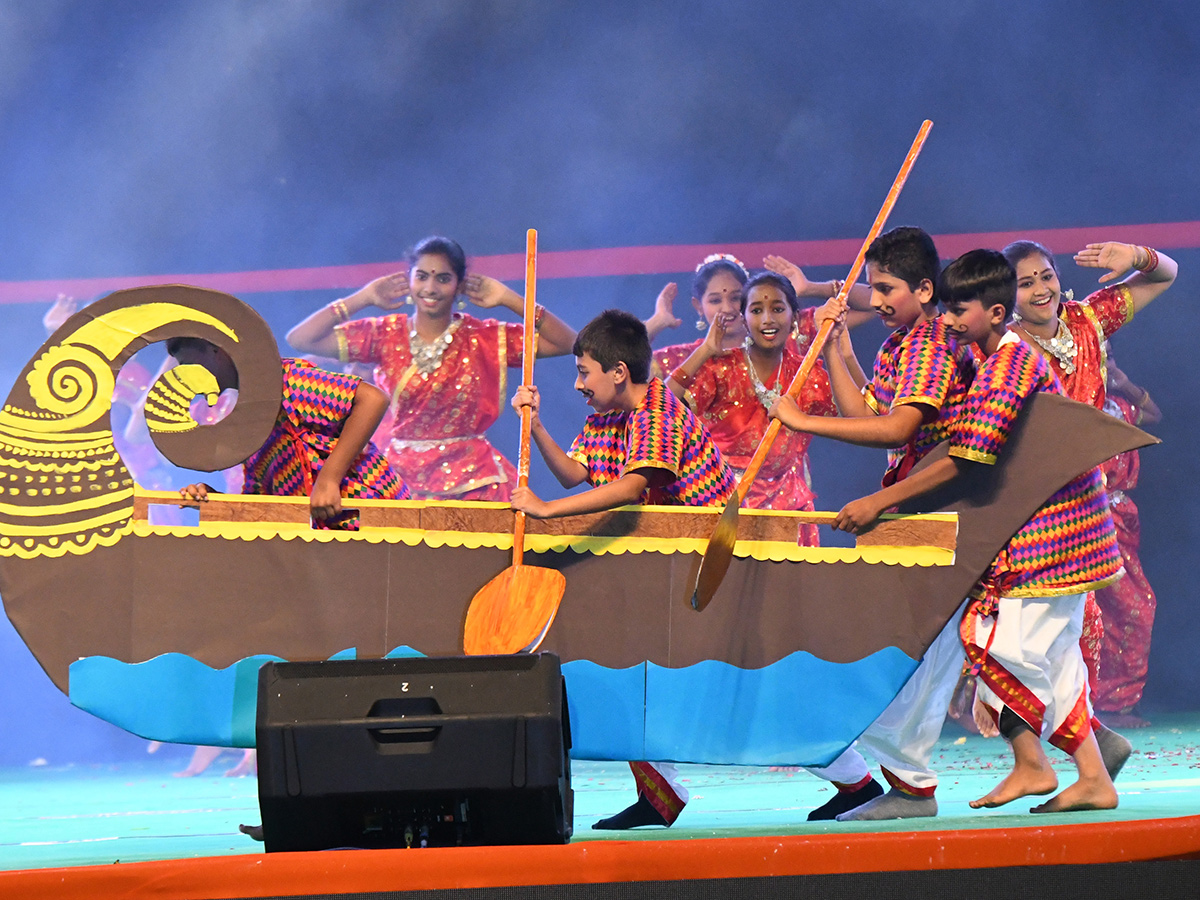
(1, 714, 1198, 899)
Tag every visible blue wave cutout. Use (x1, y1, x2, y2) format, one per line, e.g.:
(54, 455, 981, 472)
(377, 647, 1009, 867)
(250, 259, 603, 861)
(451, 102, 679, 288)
(70, 646, 918, 764)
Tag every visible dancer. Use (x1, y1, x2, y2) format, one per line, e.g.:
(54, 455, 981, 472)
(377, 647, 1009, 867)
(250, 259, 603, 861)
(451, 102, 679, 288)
(510, 310, 735, 828)
(664, 271, 836, 542)
(287, 236, 576, 500)
(174, 339, 408, 527)
(1093, 359, 1161, 726)
(831, 249, 1124, 813)
(769, 226, 976, 820)
(647, 253, 871, 375)
(1004, 239, 1175, 754)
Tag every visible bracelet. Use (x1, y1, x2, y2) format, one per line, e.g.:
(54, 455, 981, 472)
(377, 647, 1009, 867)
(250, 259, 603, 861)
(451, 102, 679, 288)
(1137, 387, 1151, 407)
(669, 366, 695, 389)
(329, 298, 351, 323)
(533, 303, 546, 330)
(1134, 246, 1159, 273)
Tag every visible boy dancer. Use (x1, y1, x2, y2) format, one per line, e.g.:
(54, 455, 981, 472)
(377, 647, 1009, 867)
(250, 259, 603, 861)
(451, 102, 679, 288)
(829, 249, 1123, 812)
(769, 226, 975, 820)
(173, 338, 408, 525)
(511, 309, 736, 828)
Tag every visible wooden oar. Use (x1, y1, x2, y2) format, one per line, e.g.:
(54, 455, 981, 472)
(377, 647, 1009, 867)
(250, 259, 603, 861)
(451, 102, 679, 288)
(463, 229, 567, 654)
(691, 119, 934, 612)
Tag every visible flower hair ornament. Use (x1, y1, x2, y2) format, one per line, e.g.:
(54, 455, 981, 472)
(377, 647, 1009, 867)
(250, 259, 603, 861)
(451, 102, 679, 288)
(696, 253, 749, 279)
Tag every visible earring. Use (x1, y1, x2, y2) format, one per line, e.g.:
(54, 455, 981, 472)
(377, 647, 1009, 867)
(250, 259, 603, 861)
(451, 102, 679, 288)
(1063, 289, 1074, 302)
(696, 317, 706, 332)
(457, 297, 467, 311)
(405, 295, 414, 306)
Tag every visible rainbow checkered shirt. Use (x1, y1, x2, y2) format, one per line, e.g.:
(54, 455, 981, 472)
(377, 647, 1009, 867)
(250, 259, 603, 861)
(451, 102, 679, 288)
(863, 317, 975, 486)
(242, 359, 408, 526)
(949, 335, 1122, 596)
(568, 378, 735, 507)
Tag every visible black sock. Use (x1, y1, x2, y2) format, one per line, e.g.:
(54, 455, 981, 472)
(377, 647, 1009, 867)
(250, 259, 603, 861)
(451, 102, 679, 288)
(998, 706, 1033, 740)
(592, 792, 670, 829)
(807, 777, 884, 821)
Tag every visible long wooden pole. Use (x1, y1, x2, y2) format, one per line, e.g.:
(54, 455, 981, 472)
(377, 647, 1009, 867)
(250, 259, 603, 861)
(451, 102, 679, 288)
(691, 119, 934, 611)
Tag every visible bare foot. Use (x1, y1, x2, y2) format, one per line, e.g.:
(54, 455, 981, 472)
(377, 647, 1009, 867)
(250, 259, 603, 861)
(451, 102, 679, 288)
(225, 749, 257, 778)
(173, 745, 223, 777)
(1030, 775, 1118, 813)
(970, 763, 1058, 808)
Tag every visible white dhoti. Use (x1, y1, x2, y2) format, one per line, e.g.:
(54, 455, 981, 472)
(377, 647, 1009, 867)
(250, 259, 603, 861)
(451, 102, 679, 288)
(809, 601, 967, 795)
(962, 591, 1092, 754)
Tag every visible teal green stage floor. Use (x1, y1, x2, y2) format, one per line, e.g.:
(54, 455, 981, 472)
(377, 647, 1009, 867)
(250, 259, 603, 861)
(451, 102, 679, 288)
(2, 713, 1198, 872)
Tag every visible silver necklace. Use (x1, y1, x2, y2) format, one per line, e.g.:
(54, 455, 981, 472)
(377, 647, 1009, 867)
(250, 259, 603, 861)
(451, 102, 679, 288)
(409, 316, 461, 378)
(744, 344, 785, 409)
(1021, 319, 1077, 374)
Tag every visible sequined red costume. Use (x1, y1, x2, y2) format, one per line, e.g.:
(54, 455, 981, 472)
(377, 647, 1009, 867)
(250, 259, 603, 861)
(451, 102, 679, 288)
(336, 312, 524, 500)
(1092, 397, 1157, 713)
(654, 311, 836, 542)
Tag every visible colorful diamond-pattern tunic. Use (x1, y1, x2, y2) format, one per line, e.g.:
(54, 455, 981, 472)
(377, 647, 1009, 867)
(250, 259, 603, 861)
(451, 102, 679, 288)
(242, 359, 408, 529)
(862, 317, 975, 486)
(949, 336, 1122, 597)
(568, 378, 735, 507)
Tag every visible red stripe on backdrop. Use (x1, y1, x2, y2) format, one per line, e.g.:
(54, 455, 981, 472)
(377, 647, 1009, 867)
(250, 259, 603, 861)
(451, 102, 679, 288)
(2, 221, 1199, 304)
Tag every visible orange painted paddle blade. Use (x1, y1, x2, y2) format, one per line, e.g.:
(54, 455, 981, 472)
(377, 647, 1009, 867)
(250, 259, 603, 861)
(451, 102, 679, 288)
(691, 496, 740, 611)
(463, 564, 567, 655)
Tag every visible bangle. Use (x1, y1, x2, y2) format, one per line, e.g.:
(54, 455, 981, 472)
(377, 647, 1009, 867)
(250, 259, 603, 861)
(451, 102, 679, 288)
(329, 299, 351, 323)
(1136, 246, 1159, 273)
(533, 303, 546, 330)
(1137, 387, 1151, 407)
(669, 366, 695, 389)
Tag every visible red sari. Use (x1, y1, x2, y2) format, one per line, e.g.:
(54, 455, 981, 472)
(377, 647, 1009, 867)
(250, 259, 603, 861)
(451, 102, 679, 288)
(1093, 397, 1157, 713)
(338, 312, 524, 500)
(653, 310, 836, 543)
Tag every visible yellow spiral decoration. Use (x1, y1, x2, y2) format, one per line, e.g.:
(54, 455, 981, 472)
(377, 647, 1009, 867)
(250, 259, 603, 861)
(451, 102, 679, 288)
(144, 364, 221, 435)
(0, 297, 243, 560)
(25, 344, 116, 423)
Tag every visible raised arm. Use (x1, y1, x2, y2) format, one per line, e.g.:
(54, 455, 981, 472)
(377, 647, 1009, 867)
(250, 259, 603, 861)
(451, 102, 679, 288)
(815, 298, 873, 412)
(644, 282, 683, 341)
(511, 385, 588, 489)
(769, 395, 926, 449)
(463, 274, 576, 357)
(763, 255, 873, 311)
(308, 380, 391, 520)
(1074, 242, 1177, 314)
(287, 272, 411, 357)
(664, 311, 729, 399)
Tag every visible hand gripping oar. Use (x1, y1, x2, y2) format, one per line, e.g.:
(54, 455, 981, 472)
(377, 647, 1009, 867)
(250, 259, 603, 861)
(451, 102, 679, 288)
(463, 229, 566, 654)
(690, 119, 934, 612)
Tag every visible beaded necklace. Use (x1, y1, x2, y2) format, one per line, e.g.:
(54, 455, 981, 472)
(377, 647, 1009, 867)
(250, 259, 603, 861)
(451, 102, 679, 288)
(744, 344, 785, 409)
(1017, 318, 1077, 374)
(409, 315, 462, 378)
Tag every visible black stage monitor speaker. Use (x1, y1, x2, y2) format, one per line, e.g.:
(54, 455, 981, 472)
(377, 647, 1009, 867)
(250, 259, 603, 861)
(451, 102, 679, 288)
(256, 652, 572, 852)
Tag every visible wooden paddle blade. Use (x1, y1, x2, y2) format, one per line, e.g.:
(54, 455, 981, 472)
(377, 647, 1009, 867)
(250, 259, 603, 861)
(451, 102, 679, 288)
(691, 497, 740, 611)
(463, 564, 566, 655)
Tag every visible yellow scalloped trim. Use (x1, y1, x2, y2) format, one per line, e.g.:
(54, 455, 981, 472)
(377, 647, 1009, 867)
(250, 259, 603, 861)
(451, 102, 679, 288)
(129, 492, 955, 564)
(127, 521, 952, 565)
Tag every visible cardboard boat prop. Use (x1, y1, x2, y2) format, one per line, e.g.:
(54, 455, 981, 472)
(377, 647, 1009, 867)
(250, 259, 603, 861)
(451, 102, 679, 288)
(0, 286, 1154, 766)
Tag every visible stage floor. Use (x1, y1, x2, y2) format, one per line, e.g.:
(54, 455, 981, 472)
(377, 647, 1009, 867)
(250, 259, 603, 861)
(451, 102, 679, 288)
(2, 712, 1199, 873)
